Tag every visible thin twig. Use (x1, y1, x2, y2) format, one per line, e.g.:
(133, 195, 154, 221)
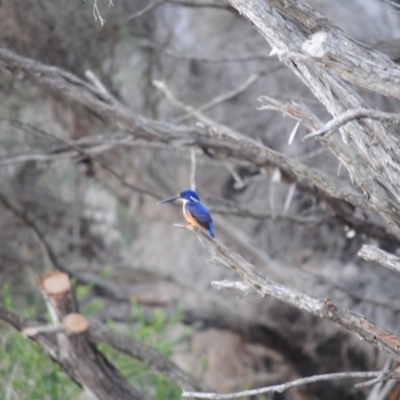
(358, 244, 400, 275)
(126, 0, 230, 21)
(2, 119, 161, 199)
(182, 371, 396, 399)
(175, 69, 273, 123)
(126, 0, 165, 21)
(139, 39, 269, 63)
(190, 148, 196, 191)
(210, 205, 320, 224)
(303, 109, 400, 141)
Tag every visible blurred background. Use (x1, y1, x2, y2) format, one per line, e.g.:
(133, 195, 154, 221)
(1, 0, 400, 399)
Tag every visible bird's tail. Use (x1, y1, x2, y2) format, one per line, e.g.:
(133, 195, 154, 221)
(208, 222, 215, 238)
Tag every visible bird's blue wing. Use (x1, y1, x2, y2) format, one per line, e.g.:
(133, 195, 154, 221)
(186, 202, 214, 237)
(186, 202, 212, 225)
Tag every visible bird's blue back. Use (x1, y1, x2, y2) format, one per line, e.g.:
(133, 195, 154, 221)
(185, 201, 214, 238)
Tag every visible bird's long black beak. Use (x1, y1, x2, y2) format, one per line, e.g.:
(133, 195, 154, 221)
(158, 195, 178, 204)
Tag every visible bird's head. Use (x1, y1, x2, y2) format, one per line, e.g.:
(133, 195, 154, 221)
(158, 189, 200, 204)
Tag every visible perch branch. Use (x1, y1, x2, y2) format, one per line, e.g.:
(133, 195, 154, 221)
(187, 227, 400, 360)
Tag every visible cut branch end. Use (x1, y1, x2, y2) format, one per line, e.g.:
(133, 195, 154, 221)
(63, 313, 89, 334)
(39, 271, 71, 298)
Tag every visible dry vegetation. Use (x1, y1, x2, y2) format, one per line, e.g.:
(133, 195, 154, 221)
(2, 0, 400, 399)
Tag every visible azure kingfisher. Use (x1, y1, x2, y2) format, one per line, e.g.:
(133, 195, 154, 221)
(159, 189, 215, 238)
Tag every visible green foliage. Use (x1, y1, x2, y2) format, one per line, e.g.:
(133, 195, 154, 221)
(0, 283, 190, 400)
(0, 330, 80, 400)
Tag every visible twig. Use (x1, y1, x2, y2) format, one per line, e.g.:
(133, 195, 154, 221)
(288, 121, 300, 145)
(300, 267, 400, 313)
(210, 205, 320, 224)
(85, 70, 116, 103)
(190, 148, 196, 191)
(2, 119, 161, 199)
(283, 183, 296, 214)
(175, 69, 273, 123)
(139, 39, 269, 63)
(92, 0, 106, 25)
(126, 0, 230, 21)
(358, 244, 400, 275)
(126, 0, 165, 21)
(182, 371, 396, 399)
(303, 109, 400, 141)
(23, 325, 63, 337)
(223, 161, 245, 189)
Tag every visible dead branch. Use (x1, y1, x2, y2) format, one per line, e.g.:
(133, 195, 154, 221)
(358, 245, 400, 275)
(186, 227, 400, 360)
(1, 47, 400, 242)
(174, 68, 273, 123)
(303, 109, 400, 141)
(0, 304, 206, 393)
(262, 0, 400, 99)
(126, 0, 230, 22)
(182, 371, 396, 399)
(38, 271, 143, 400)
(226, 0, 400, 226)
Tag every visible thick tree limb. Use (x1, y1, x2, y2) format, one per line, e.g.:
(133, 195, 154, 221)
(264, 0, 400, 100)
(0, 305, 60, 362)
(0, 304, 206, 393)
(1, 47, 400, 240)
(225, 0, 400, 226)
(38, 271, 143, 400)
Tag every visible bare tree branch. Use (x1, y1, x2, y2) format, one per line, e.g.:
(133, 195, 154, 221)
(183, 226, 400, 360)
(358, 245, 400, 275)
(174, 68, 273, 123)
(261, 0, 400, 99)
(182, 371, 397, 399)
(1, 47, 399, 243)
(0, 304, 206, 394)
(126, 0, 230, 22)
(225, 0, 400, 226)
(136, 38, 269, 63)
(303, 109, 400, 141)
(37, 271, 143, 399)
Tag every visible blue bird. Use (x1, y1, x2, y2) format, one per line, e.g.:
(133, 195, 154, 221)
(159, 189, 215, 238)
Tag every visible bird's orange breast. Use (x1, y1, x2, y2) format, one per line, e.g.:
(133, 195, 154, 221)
(183, 206, 202, 228)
